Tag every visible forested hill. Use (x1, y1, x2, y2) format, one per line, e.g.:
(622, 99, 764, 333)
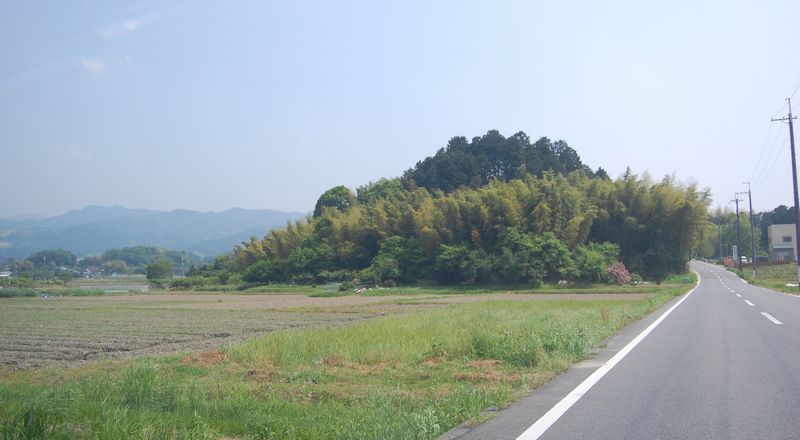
(230, 130, 710, 286)
(403, 130, 607, 193)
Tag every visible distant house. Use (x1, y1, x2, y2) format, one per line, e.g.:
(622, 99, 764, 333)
(768, 224, 797, 262)
(0, 271, 11, 278)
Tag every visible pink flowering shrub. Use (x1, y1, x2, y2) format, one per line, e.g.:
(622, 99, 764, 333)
(607, 261, 631, 284)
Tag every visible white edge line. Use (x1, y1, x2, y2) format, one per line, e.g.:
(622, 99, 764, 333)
(744, 300, 755, 306)
(761, 312, 783, 325)
(515, 274, 700, 440)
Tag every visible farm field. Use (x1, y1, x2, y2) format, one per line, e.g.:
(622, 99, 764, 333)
(0, 291, 647, 370)
(0, 279, 694, 438)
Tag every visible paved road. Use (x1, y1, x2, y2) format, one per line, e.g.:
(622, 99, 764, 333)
(444, 261, 800, 439)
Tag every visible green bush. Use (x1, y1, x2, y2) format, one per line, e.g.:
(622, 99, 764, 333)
(0, 288, 38, 298)
(0, 276, 36, 288)
(169, 277, 208, 290)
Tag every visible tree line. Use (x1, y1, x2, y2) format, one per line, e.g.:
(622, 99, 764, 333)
(3, 246, 199, 280)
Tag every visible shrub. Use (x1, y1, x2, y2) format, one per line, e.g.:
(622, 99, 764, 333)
(0, 288, 38, 298)
(607, 261, 631, 284)
(0, 276, 36, 288)
(168, 277, 207, 290)
(338, 281, 359, 292)
(242, 261, 281, 283)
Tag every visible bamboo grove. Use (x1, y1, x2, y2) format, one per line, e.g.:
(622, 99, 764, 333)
(232, 131, 710, 286)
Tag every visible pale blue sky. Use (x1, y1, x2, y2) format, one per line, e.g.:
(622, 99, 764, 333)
(2, 0, 799, 217)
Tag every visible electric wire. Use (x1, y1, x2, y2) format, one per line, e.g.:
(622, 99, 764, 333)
(753, 132, 789, 190)
(753, 124, 785, 186)
(751, 123, 775, 180)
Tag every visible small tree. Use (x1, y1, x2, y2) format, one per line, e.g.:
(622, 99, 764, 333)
(56, 270, 75, 286)
(146, 259, 174, 284)
(607, 262, 631, 284)
(102, 259, 129, 276)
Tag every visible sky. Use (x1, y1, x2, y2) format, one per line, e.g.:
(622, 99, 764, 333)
(2, 0, 800, 218)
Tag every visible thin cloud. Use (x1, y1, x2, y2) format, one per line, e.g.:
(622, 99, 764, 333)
(79, 54, 134, 75)
(111, 54, 134, 65)
(62, 145, 94, 161)
(101, 18, 144, 39)
(80, 58, 108, 74)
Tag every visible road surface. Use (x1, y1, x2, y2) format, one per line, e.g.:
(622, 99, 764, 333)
(443, 261, 800, 439)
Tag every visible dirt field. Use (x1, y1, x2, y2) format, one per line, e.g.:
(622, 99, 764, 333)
(0, 292, 644, 370)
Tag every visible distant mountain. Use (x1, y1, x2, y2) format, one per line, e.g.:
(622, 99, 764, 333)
(33, 205, 159, 229)
(0, 206, 307, 260)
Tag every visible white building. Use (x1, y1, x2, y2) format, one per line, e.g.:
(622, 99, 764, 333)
(768, 224, 797, 262)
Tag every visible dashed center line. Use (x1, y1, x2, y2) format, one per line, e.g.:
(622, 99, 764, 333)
(761, 312, 783, 325)
(735, 294, 742, 298)
(744, 300, 755, 306)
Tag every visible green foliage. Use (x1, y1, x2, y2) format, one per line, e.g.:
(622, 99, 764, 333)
(94, 246, 198, 274)
(0, 288, 38, 298)
(493, 229, 572, 285)
(357, 178, 404, 204)
(404, 130, 591, 193)
(574, 242, 619, 282)
(230, 132, 710, 285)
(169, 277, 208, 290)
(26, 249, 77, 268)
(313, 185, 356, 217)
(146, 259, 174, 282)
(242, 260, 281, 283)
(101, 259, 129, 276)
(0, 275, 35, 288)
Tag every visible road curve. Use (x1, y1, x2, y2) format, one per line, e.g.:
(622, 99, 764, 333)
(443, 261, 800, 440)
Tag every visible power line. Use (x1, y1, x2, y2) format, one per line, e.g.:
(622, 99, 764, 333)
(753, 130, 787, 186)
(753, 131, 789, 189)
(750, 123, 776, 179)
(790, 77, 800, 101)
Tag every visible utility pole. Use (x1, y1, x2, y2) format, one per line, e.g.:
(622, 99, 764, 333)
(743, 182, 757, 278)
(731, 196, 743, 272)
(772, 98, 800, 289)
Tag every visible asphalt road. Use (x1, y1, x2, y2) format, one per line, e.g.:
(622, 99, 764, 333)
(443, 261, 800, 440)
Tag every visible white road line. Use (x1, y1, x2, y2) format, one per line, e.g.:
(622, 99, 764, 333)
(744, 300, 755, 306)
(735, 294, 742, 298)
(761, 312, 783, 325)
(515, 278, 699, 440)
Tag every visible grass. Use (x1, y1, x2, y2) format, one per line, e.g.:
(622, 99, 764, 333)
(0, 279, 694, 439)
(732, 263, 800, 294)
(126, 277, 691, 297)
(0, 288, 107, 298)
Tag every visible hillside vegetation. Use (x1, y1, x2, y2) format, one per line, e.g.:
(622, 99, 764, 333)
(231, 130, 709, 286)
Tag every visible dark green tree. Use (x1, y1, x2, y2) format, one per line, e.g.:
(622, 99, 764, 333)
(313, 186, 356, 217)
(26, 249, 77, 268)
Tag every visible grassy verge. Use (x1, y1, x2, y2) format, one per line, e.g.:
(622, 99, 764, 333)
(237, 276, 695, 298)
(730, 263, 800, 294)
(0, 280, 693, 439)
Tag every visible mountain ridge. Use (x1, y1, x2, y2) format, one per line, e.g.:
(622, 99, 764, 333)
(0, 205, 307, 260)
